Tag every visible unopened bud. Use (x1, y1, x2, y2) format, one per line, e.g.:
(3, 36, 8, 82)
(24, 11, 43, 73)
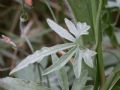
(0, 35, 16, 47)
(25, 0, 32, 6)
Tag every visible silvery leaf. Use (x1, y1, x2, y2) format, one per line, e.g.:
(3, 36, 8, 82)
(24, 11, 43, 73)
(83, 49, 96, 68)
(10, 43, 75, 75)
(47, 18, 76, 42)
(64, 18, 79, 38)
(51, 54, 69, 90)
(73, 48, 82, 78)
(71, 70, 88, 90)
(42, 47, 76, 75)
(77, 22, 90, 36)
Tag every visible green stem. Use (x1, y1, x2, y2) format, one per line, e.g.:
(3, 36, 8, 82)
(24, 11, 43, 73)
(64, 0, 76, 23)
(24, 37, 44, 84)
(39, 63, 50, 88)
(21, 0, 25, 14)
(20, 22, 43, 84)
(24, 36, 34, 53)
(20, 1, 44, 85)
(96, 41, 105, 90)
(91, 0, 97, 43)
(35, 63, 43, 84)
(91, 0, 99, 90)
(113, 11, 120, 26)
(91, 0, 105, 89)
(96, 0, 105, 89)
(44, 0, 57, 22)
(24, 36, 43, 84)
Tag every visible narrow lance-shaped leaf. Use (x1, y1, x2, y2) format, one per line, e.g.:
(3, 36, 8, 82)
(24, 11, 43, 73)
(71, 70, 88, 90)
(73, 47, 82, 78)
(51, 54, 69, 90)
(10, 43, 75, 75)
(47, 18, 76, 42)
(83, 49, 96, 68)
(76, 22, 90, 36)
(42, 47, 76, 75)
(64, 18, 78, 37)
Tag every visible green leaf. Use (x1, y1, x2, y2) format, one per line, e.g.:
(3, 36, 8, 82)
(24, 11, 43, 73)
(42, 47, 76, 75)
(51, 54, 69, 90)
(0, 77, 50, 90)
(10, 43, 75, 75)
(71, 70, 88, 90)
(67, 0, 92, 24)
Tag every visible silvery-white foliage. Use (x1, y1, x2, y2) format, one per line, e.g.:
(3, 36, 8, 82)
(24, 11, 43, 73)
(10, 18, 96, 79)
(82, 49, 96, 68)
(44, 18, 96, 78)
(73, 47, 96, 78)
(10, 43, 75, 75)
(47, 18, 90, 42)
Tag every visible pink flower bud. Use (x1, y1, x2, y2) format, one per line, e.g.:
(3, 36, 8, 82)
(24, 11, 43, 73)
(25, 0, 32, 6)
(0, 35, 16, 47)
